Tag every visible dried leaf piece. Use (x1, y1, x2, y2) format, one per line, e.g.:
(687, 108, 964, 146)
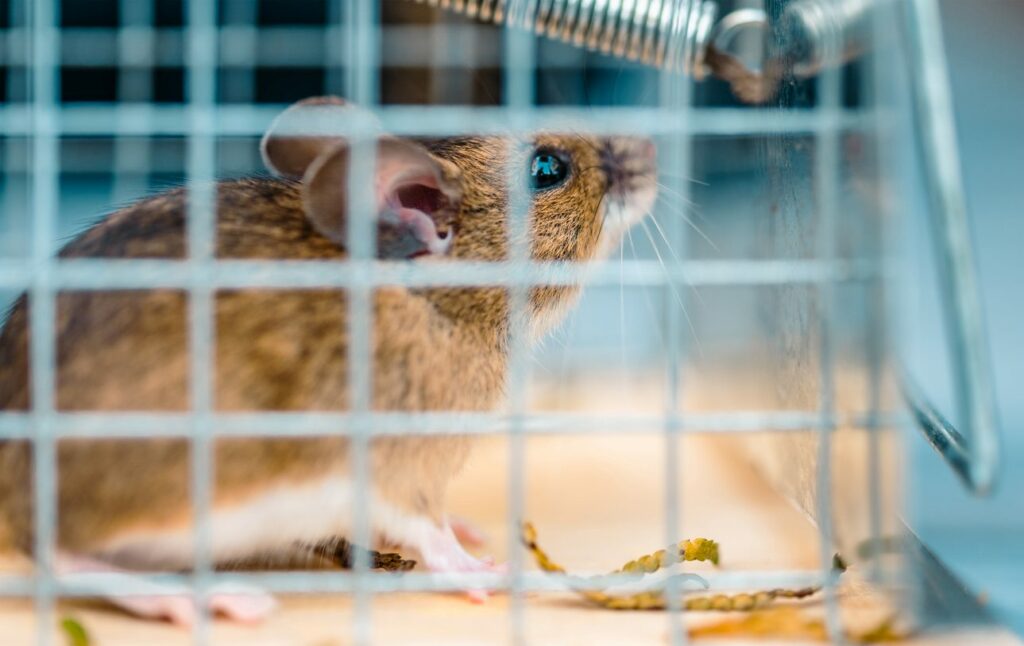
(60, 617, 91, 646)
(521, 522, 825, 612)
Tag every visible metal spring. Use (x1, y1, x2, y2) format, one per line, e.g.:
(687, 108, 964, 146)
(415, 0, 721, 79)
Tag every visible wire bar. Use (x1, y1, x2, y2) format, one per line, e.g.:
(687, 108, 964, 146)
(0, 409, 905, 439)
(812, 1, 845, 640)
(0, 104, 884, 137)
(503, 2, 537, 642)
(865, 0, 897, 591)
(27, 0, 60, 643)
(343, 0, 380, 642)
(657, 1, 698, 643)
(0, 258, 880, 290)
(110, 0, 155, 204)
(0, 568, 827, 598)
(184, 0, 219, 639)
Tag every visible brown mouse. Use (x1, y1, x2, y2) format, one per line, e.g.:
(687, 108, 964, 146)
(0, 96, 657, 624)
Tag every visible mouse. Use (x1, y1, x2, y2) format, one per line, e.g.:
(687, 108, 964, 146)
(0, 96, 658, 625)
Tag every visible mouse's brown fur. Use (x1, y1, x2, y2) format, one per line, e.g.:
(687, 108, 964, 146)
(0, 100, 655, 566)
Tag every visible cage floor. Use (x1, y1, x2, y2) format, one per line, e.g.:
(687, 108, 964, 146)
(0, 376, 1018, 645)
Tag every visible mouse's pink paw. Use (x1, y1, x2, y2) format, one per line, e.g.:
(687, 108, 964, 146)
(113, 593, 198, 626)
(415, 524, 506, 603)
(111, 588, 277, 626)
(56, 552, 277, 626)
(207, 588, 279, 623)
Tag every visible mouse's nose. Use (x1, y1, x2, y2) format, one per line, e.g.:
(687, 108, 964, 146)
(600, 138, 657, 193)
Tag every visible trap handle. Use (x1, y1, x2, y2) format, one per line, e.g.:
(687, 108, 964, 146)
(898, 0, 1000, 495)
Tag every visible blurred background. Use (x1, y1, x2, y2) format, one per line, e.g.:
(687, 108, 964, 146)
(0, 0, 1020, 636)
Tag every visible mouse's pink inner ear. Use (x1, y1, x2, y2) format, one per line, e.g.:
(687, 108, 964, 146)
(301, 136, 463, 257)
(260, 96, 371, 180)
(376, 139, 462, 224)
(373, 139, 463, 258)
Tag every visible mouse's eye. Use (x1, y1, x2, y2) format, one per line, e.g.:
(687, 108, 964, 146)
(528, 149, 570, 191)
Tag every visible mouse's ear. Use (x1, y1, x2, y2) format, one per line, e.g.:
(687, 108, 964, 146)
(302, 137, 463, 259)
(260, 96, 381, 179)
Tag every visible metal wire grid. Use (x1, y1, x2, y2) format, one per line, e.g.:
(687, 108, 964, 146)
(0, 23, 588, 70)
(0, 0, 891, 644)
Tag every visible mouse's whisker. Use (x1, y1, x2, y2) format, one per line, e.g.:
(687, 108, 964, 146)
(652, 191, 711, 227)
(639, 219, 704, 358)
(654, 181, 698, 208)
(656, 172, 709, 187)
(652, 192, 695, 213)
(652, 197, 718, 253)
(624, 223, 670, 351)
(646, 214, 709, 311)
(617, 230, 631, 382)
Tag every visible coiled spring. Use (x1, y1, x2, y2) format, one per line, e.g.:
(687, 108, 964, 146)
(414, 0, 720, 79)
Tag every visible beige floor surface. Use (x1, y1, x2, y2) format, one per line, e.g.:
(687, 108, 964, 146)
(0, 432, 1016, 645)
(0, 370, 1017, 644)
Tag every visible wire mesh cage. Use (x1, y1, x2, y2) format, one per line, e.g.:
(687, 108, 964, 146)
(0, 0, 1002, 643)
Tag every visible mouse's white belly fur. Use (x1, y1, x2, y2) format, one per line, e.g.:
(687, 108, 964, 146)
(92, 476, 430, 570)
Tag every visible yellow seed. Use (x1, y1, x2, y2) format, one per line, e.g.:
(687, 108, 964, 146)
(681, 538, 720, 565)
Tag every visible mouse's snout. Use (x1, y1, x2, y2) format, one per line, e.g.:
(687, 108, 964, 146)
(598, 136, 658, 233)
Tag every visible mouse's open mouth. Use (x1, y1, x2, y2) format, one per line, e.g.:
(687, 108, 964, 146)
(377, 175, 459, 260)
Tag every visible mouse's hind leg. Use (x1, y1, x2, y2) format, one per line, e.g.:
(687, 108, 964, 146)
(55, 552, 277, 626)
